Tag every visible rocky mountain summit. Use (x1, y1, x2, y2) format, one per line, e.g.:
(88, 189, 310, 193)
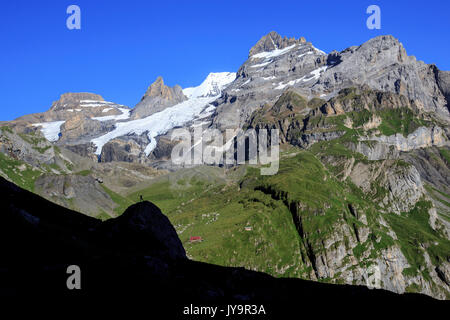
(49, 92, 104, 111)
(248, 31, 307, 57)
(131, 76, 187, 119)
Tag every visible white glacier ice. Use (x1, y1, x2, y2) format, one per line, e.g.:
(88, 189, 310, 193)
(91, 72, 235, 156)
(183, 72, 236, 99)
(32, 121, 65, 142)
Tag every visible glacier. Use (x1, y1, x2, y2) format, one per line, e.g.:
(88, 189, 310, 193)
(91, 72, 236, 156)
(32, 121, 65, 142)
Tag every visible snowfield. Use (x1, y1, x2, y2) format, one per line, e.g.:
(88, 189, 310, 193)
(79, 100, 119, 108)
(32, 121, 65, 142)
(92, 108, 131, 122)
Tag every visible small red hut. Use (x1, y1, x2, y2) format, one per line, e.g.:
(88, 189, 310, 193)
(189, 236, 203, 243)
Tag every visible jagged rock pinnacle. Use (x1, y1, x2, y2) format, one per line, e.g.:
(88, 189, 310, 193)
(249, 31, 306, 57)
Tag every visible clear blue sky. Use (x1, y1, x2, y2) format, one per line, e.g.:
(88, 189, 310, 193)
(1, 0, 449, 120)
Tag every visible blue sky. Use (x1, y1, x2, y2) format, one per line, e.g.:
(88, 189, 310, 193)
(0, 0, 449, 120)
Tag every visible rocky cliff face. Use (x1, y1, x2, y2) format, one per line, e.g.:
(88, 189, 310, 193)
(34, 173, 117, 217)
(242, 82, 449, 299)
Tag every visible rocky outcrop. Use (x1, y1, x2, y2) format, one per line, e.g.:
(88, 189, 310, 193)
(131, 76, 186, 119)
(352, 126, 448, 161)
(34, 173, 117, 217)
(294, 131, 346, 148)
(360, 126, 448, 154)
(400, 147, 450, 193)
(435, 69, 450, 112)
(320, 86, 418, 115)
(100, 137, 145, 163)
(0, 127, 55, 165)
(380, 164, 425, 213)
(352, 141, 400, 160)
(10, 92, 129, 143)
(249, 31, 306, 57)
(312, 35, 449, 120)
(347, 159, 425, 213)
(65, 142, 99, 161)
(50, 92, 104, 111)
(59, 114, 114, 143)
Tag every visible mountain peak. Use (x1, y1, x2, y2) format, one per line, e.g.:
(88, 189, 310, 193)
(144, 76, 174, 99)
(249, 31, 306, 57)
(50, 92, 104, 111)
(131, 77, 187, 119)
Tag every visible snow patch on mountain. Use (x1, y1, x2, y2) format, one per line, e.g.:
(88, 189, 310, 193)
(183, 72, 236, 99)
(251, 61, 272, 68)
(250, 44, 296, 60)
(79, 100, 119, 108)
(32, 121, 65, 142)
(275, 66, 328, 90)
(298, 51, 313, 58)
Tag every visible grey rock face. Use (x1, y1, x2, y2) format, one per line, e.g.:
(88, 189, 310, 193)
(100, 135, 148, 163)
(59, 114, 115, 144)
(347, 159, 425, 213)
(212, 32, 328, 130)
(360, 126, 448, 153)
(436, 261, 450, 287)
(0, 128, 55, 166)
(45, 92, 128, 121)
(64, 142, 99, 161)
(50, 92, 104, 111)
(382, 164, 425, 213)
(294, 131, 346, 148)
(248, 31, 306, 56)
(352, 141, 400, 161)
(400, 147, 450, 193)
(34, 173, 117, 216)
(436, 69, 450, 112)
(354, 126, 449, 160)
(131, 76, 187, 119)
(312, 36, 449, 120)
